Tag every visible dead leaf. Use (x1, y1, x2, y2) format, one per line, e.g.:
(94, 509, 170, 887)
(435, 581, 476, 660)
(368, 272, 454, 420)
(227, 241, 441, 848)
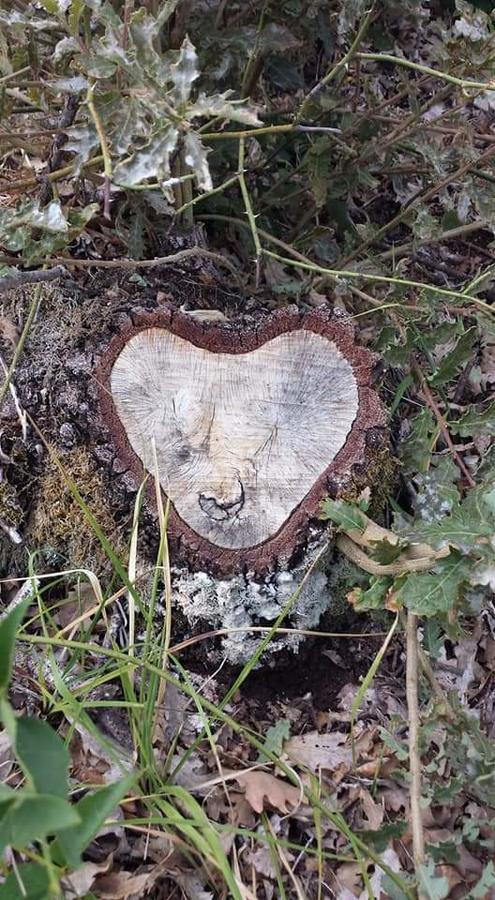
(358, 788, 384, 830)
(56, 583, 98, 630)
(93, 863, 170, 899)
(333, 861, 362, 898)
(62, 859, 112, 898)
(359, 847, 401, 900)
(0, 315, 19, 348)
(234, 770, 300, 814)
(284, 730, 352, 773)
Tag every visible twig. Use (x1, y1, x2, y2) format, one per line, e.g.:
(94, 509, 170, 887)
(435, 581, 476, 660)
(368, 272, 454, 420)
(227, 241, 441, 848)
(86, 82, 112, 218)
(42, 247, 240, 279)
(406, 611, 425, 870)
(380, 219, 490, 260)
(39, 94, 79, 206)
(295, 6, 375, 123)
(0, 155, 103, 193)
(0, 66, 31, 85)
(0, 283, 43, 411)
(0, 265, 66, 294)
(199, 213, 390, 311)
(0, 352, 26, 439)
(238, 136, 262, 285)
(412, 359, 476, 487)
(202, 123, 346, 141)
(167, 625, 389, 655)
(200, 212, 494, 312)
(174, 172, 241, 217)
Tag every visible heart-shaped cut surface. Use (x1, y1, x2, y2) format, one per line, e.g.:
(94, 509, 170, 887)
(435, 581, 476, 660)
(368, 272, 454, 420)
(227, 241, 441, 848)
(109, 325, 359, 550)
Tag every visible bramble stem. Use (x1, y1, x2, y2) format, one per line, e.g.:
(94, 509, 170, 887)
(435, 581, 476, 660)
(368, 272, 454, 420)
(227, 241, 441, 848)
(296, 6, 375, 123)
(357, 51, 495, 91)
(238, 136, 262, 284)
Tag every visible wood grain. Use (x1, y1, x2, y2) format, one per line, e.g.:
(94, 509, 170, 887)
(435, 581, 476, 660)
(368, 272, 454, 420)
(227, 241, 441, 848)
(110, 327, 359, 549)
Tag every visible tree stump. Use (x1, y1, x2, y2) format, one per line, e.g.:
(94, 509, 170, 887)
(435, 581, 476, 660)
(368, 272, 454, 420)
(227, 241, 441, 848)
(0, 267, 388, 663)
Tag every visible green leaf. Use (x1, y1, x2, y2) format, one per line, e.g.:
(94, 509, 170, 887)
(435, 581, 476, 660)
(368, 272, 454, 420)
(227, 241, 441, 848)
(319, 499, 366, 531)
(450, 400, 495, 438)
(422, 619, 445, 659)
(0, 597, 29, 695)
(0, 862, 50, 899)
(0, 795, 80, 852)
(45, 75, 88, 94)
(412, 457, 461, 521)
(64, 125, 99, 174)
(371, 539, 404, 564)
(304, 138, 332, 208)
(401, 408, 436, 474)
(396, 555, 470, 617)
(188, 92, 261, 126)
(359, 820, 407, 852)
(52, 773, 136, 868)
(256, 719, 290, 763)
(467, 861, 495, 899)
(378, 726, 409, 761)
(351, 576, 391, 612)
(15, 717, 70, 798)
(113, 126, 179, 189)
(68, 0, 85, 36)
(410, 475, 495, 553)
(416, 859, 449, 900)
(429, 328, 476, 387)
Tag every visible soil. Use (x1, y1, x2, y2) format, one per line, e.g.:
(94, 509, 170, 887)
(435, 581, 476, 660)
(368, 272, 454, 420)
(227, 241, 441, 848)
(240, 635, 366, 711)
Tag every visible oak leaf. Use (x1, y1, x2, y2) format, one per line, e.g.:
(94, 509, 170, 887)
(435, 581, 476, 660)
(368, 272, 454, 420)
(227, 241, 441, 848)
(234, 770, 300, 814)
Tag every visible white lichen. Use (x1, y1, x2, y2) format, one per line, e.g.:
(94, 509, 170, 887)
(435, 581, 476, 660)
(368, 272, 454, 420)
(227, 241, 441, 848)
(171, 531, 333, 664)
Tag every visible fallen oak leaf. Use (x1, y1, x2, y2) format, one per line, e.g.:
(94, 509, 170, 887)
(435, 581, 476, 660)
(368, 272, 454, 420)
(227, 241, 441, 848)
(233, 770, 301, 814)
(283, 730, 352, 774)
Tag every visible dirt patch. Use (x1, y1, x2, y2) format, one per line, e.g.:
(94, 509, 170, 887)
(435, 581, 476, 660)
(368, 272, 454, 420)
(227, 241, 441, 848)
(240, 637, 363, 711)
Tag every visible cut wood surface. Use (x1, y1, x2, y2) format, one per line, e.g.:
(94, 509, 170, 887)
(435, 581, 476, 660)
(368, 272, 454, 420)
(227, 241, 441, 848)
(100, 306, 384, 573)
(110, 328, 358, 548)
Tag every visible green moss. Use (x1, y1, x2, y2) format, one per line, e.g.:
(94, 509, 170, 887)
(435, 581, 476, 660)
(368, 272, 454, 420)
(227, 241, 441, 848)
(29, 447, 124, 572)
(343, 445, 398, 517)
(0, 481, 23, 528)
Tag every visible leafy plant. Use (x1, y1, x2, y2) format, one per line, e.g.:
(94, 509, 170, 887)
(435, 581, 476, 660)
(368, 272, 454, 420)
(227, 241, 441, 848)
(0, 599, 135, 898)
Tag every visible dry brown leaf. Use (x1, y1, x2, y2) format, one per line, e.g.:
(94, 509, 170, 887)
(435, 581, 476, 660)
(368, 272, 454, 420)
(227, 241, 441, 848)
(333, 861, 362, 898)
(284, 730, 352, 773)
(234, 770, 300, 814)
(0, 315, 19, 348)
(359, 847, 401, 900)
(62, 859, 112, 898)
(358, 787, 384, 831)
(93, 865, 167, 899)
(56, 583, 97, 630)
(383, 785, 409, 814)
